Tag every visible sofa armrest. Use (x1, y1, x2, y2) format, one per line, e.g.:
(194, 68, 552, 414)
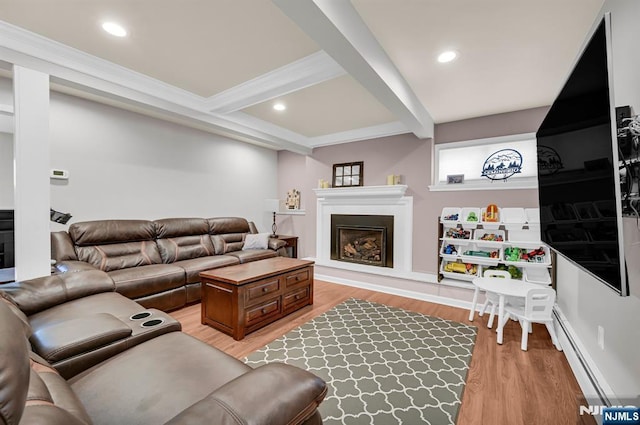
(53, 260, 99, 274)
(51, 231, 78, 261)
(268, 238, 287, 251)
(1, 270, 115, 315)
(31, 313, 132, 363)
(165, 363, 327, 425)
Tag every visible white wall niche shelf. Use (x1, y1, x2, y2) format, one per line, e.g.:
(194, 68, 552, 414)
(277, 209, 306, 215)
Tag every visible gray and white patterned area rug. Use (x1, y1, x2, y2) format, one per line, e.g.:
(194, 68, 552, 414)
(244, 298, 477, 425)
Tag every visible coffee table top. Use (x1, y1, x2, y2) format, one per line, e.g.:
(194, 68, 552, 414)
(199, 257, 314, 285)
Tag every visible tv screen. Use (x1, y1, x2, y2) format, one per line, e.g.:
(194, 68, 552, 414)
(536, 18, 627, 294)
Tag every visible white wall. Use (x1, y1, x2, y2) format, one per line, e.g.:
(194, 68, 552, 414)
(555, 0, 640, 401)
(0, 77, 13, 210)
(0, 133, 12, 209)
(48, 92, 278, 232)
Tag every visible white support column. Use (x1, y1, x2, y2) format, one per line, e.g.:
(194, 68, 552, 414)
(13, 66, 50, 281)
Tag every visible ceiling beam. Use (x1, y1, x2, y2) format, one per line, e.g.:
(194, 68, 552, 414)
(205, 51, 345, 114)
(273, 0, 434, 139)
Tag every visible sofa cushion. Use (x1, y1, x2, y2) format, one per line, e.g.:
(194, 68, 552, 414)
(208, 217, 251, 254)
(1, 271, 115, 316)
(172, 256, 239, 284)
(76, 241, 162, 272)
(69, 332, 252, 425)
(108, 264, 185, 299)
(69, 220, 156, 246)
(0, 291, 32, 337)
(207, 217, 251, 235)
(27, 292, 147, 331)
(0, 301, 30, 425)
(155, 218, 210, 239)
(224, 249, 278, 264)
(27, 365, 92, 425)
(242, 232, 269, 250)
(155, 218, 216, 263)
(157, 235, 215, 263)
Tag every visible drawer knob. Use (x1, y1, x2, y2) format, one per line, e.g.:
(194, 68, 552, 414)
(262, 287, 268, 292)
(261, 308, 266, 314)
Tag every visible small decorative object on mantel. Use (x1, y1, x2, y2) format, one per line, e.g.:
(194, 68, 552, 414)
(333, 161, 364, 187)
(386, 174, 401, 185)
(285, 189, 301, 210)
(318, 179, 331, 189)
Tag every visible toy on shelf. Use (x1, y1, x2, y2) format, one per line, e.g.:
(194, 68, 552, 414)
(504, 246, 547, 263)
(483, 203, 500, 222)
(445, 228, 471, 239)
(485, 264, 522, 279)
(443, 213, 459, 221)
(521, 247, 547, 263)
(466, 211, 478, 222)
(443, 244, 458, 255)
(504, 247, 522, 262)
(463, 249, 499, 259)
(444, 262, 477, 275)
(479, 233, 504, 242)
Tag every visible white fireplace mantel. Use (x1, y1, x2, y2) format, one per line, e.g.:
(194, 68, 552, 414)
(313, 184, 407, 199)
(314, 185, 413, 276)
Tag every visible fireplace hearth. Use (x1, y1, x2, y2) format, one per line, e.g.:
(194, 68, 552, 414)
(331, 214, 394, 268)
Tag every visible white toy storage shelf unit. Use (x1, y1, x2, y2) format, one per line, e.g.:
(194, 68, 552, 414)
(438, 207, 554, 286)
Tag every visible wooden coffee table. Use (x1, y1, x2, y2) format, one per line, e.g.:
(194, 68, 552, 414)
(200, 257, 314, 340)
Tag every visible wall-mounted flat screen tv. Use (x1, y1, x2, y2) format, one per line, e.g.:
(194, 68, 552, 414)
(536, 18, 628, 295)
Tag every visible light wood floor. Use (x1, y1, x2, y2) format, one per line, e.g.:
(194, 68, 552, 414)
(170, 280, 593, 425)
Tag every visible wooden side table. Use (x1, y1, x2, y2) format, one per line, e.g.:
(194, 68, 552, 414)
(275, 235, 298, 258)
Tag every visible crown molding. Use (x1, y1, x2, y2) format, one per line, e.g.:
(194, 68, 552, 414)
(205, 51, 345, 113)
(308, 121, 409, 148)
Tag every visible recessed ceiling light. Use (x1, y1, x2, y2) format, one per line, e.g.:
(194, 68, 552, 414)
(437, 50, 458, 63)
(102, 22, 127, 37)
(273, 103, 286, 111)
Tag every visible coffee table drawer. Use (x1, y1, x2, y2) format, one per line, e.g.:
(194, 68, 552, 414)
(246, 278, 280, 304)
(285, 268, 310, 289)
(246, 298, 280, 327)
(283, 286, 310, 310)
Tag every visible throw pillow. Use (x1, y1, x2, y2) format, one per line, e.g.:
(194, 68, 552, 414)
(243, 233, 270, 250)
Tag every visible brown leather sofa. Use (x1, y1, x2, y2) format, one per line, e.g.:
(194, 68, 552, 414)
(0, 270, 327, 425)
(51, 217, 287, 311)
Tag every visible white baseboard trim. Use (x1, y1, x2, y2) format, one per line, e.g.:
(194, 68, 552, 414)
(553, 306, 615, 406)
(314, 272, 476, 312)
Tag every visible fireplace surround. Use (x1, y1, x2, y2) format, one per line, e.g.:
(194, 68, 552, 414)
(314, 185, 412, 276)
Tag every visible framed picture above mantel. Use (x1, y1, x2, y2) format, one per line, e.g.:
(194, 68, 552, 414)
(332, 161, 363, 188)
